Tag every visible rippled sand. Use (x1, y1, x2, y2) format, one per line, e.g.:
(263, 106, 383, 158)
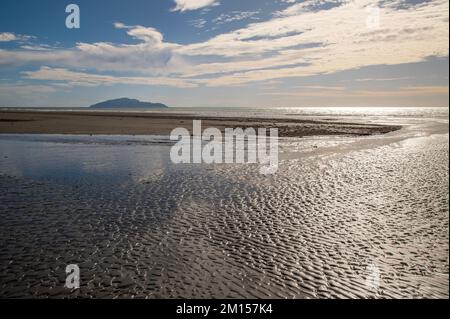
(0, 114, 448, 299)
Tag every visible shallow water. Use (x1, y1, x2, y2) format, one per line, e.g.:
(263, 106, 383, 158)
(0, 107, 448, 298)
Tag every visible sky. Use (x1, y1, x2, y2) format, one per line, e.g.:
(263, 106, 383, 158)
(0, 0, 448, 108)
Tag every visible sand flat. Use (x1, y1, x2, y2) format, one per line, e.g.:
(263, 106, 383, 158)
(0, 107, 448, 299)
(0, 110, 401, 137)
(0, 116, 448, 299)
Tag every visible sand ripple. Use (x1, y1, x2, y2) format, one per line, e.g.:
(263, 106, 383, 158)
(0, 132, 448, 298)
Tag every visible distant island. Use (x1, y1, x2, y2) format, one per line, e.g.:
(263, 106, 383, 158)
(90, 98, 168, 109)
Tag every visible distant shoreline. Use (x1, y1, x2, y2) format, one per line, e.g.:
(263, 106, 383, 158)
(0, 110, 401, 137)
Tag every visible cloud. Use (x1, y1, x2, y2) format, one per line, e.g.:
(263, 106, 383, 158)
(188, 11, 261, 32)
(126, 26, 164, 43)
(0, 0, 448, 91)
(19, 44, 56, 51)
(178, 49, 311, 78)
(353, 76, 412, 82)
(0, 32, 33, 42)
(190, 18, 207, 29)
(295, 85, 346, 90)
(276, 0, 345, 15)
(260, 85, 449, 97)
(113, 22, 128, 29)
(177, 0, 449, 86)
(0, 32, 17, 42)
(22, 66, 197, 88)
(113, 23, 165, 43)
(0, 24, 184, 74)
(171, 0, 219, 12)
(213, 11, 260, 25)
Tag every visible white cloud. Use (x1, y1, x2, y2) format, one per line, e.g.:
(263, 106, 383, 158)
(0, 32, 17, 42)
(190, 18, 207, 29)
(126, 26, 164, 43)
(260, 85, 449, 97)
(0, 24, 184, 74)
(353, 76, 412, 82)
(113, 22, 128, 29)
(0, 0, 448, 90)
(22, 66, 197, 88)
(213, 11, 260, 25)
(20, 44, 56, 51)
(296, 85, 346, 90)
(177, 0, 449, 86)
(0, 32, 33, 42)
(113, 23, 167, 44)
(276, 0, 345, 16)
(171, 0, 219, 12)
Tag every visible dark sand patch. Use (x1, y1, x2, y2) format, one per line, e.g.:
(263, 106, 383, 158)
(0, 110, 401, 137)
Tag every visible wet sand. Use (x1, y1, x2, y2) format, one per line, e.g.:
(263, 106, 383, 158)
(0, 128, 448, 299)
(0, 108, 447, 299)
(0, 110, 401, 137)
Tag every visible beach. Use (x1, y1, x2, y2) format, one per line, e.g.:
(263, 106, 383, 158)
(0, 110, 401, 137)
(0, 107, 448, 298)
(1, 0, 448, 304)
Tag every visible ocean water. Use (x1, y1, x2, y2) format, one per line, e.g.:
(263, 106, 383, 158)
(3, 105, 448, 121)
(0, 107, 448, 298)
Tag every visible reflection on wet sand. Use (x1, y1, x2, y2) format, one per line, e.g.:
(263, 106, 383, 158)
(0, 108, 448, 299)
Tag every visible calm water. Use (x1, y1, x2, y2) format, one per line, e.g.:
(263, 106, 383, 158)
(2, 106, 448, 121)
(0, 107, 448, 298)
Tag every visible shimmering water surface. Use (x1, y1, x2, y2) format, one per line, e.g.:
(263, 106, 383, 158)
(0, 107, 448, 298)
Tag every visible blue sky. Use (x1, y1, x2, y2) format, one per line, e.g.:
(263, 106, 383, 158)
(0, 0, 448, 107)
